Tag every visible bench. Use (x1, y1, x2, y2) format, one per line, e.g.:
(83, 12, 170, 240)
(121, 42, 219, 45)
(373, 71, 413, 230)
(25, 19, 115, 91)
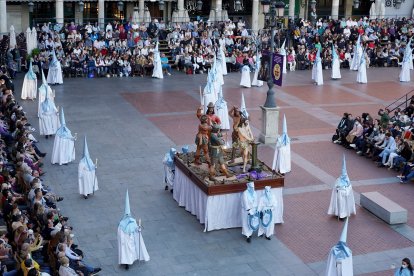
(360, 192, 407, 224)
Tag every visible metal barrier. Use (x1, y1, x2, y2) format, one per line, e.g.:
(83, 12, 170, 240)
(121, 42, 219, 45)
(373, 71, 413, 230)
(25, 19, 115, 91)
(385, 89, 414, 114)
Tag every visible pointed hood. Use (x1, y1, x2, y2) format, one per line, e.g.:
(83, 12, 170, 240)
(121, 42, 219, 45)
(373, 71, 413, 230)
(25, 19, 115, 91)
(55, 107, 73, 138)
(356, 35, 361, 49)
(215, 86, 227, 110)
(118, 189, 139, 234)
(80, 136, 96, 171)
(331, 218, 352, 260)
(277, 114, 290, 147)
(41, 69, 47, 84)
(51, 50, 59, 66)
(40, 85, 57, 113)
(280, 39, 286, 55)
(240, 92, 249, 118)
(26, 60, 37, 80)
(337, 154, 350, 187)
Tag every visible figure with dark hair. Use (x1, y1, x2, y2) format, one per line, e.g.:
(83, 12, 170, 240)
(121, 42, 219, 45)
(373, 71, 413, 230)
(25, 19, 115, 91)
(394, 257, 413, 276)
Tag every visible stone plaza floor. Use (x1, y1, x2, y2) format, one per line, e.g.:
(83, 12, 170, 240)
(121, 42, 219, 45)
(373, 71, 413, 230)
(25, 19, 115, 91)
(14, 65, 414, 275)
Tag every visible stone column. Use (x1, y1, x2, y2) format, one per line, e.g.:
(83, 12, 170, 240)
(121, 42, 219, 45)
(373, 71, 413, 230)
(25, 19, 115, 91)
(215, 0, 222, 21)
(252, 0, 259, 33)
(345, 0, 353, 18)
(56, 0, 64, 24)
(167, 1, 172, 23)
(98, 0, 105, 29)
(139, 0, 145, 23)
(289, 0, 295, 18)
(332, 0, 340, 20)
(0, 0, 7, 35)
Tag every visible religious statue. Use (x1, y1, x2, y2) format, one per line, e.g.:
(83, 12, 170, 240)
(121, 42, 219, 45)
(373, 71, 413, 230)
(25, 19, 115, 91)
(197, 102, 221, 126)
(194, 114, 211, 165)
(229, 106, 241, 163)
(209, 123, 232, 181)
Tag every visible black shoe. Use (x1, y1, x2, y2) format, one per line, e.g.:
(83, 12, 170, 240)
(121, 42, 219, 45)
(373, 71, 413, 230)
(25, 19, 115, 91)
(62, 217, 69, 221)
(170, 189, 173, 193)
(57, 197, 64, 202)
(125, 264, 129, 270)
(84, 195, 88, 199)
(90, 268, 102, 275)
(246, 237, 251, 243)
(265, 236, 271, 240)
(45, 135, 48, 139)
(165, 186, 168, 191)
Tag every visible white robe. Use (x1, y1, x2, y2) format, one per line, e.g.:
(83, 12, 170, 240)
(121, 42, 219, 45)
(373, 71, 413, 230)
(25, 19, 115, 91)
(400, 60, 411, 82)
(118, 227, 150, 265)
(257, 194, 277, 238)
(331, 58, 342, 79)
(327, 184, 356, 219)
(240, 65, 251, 88)
(47, 62, 63, 84)
(39, 109, 59, 136)
(325, 252, 353, 276)
(312, 61, 324, 85)
(152, 51, 163, 79)
(272, 144, 291, 174)
(220, 48, 228, 76)
(21, 75, 37, 100)
(78, 162, 98, 196)
(251, 59, 264, 87)
(357, 60, 367, 84)
(215, 102, 230, 130)
(282, 55, 287, 74)
(51, 135, 75, 165)
(241, 190, 258, 237)
(162, 156, 175, 189)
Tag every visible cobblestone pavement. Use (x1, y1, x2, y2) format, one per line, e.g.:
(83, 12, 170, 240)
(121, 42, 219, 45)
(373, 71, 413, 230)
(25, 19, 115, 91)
(15, 66, 414, 275)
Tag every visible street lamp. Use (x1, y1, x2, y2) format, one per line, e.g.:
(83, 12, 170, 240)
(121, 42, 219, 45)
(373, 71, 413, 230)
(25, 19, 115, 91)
(159, 0, 165, 11)
(117, 1, 124, 12)
(260, 0, 285, 108)
(28, 1, 34, 28)
(79, 0, 84, 13)
(310, 0, 316, 9)
(234, 0, 243, 12)
(197, 0, 203, 11)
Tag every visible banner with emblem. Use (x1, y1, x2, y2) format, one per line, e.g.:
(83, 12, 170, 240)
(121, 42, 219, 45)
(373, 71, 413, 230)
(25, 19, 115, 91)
(272, 53, 284, 87)
(258, 50, 270, 82)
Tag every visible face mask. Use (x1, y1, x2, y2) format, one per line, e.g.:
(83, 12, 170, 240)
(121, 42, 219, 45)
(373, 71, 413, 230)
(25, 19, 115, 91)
(402, 264, 408, 269)
(374, 128, 377, 131)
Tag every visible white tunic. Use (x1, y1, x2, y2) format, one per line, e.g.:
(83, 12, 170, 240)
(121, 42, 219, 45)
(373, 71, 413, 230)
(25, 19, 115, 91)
(257, 193, 277, 238)
(331, 58, 342, 79)
(47, 62, 63, 84)
(21, 74, 37, 100)
(240, 65, 251, 88)
(51, 135, 75, 165)
(312, 61, 324, 85)
(118, 226, 150, 265)
(152, 51, 163, 79)
(357, 59, 367, 84)
(400, 60, 411, 82)
(251, 58, 264, 87)
(220, 48, 228, 76)
(78, 162, 98, 196)
(325, 251, 353, 276)
(241, 190, 258, 237)
(327, 183, 356, 219)
(272, 144, 291, 174)
(39, 109, 59, 136)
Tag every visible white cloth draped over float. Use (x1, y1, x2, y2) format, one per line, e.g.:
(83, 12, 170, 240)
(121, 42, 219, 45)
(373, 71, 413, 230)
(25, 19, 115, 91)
(78, 136, 98, 197)
(328, 155, 356, 219)
(331, 46, 342, 79)
(356, 51, 367, 84)
(118, 190, 150, 265)
(272, 115, 291, 174)
(152, 42, 163, 79)
(38, 70, 55, 117)
(21, 60, 38, 100)
(240, 65, 251, 88)
(47, 51, 63, 85)
(325, 218, 353, 276)
(252, 53, 264, 87)
(51, 108, 76, 165)
(173, 167, 284, 232)
(312, 48, 324, 85)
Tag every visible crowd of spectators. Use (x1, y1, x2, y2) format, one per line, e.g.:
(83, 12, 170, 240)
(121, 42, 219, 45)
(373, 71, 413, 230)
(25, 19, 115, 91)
(332, 96, 414, 183)
(2, 16, 414, 80)
(0, 70, 101, 275)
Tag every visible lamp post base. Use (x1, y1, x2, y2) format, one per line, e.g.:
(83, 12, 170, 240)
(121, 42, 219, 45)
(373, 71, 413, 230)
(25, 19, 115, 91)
(259, 105, 279, 144)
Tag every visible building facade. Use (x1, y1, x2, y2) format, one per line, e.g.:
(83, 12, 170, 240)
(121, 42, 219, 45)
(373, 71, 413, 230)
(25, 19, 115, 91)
(1, 0, 413, 34)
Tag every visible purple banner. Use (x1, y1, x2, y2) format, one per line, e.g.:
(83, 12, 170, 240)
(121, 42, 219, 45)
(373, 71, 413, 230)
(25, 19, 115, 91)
(271, 53, 283, 87)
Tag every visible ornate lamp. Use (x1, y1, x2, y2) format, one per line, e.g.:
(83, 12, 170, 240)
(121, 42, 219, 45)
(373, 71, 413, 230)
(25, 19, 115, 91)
(117, 1, 124, 12)
(275, 1, 286, 17)
(79, 0, 84, 13)
(197, 0, 203, 11)
(159, 0, 165, 11)
(353, 0, 360, 9)
(260, 0, 270, 14)
(310, 0, 316, 9)
(234, 0, 242, 11)
(28, 1, 34, 13)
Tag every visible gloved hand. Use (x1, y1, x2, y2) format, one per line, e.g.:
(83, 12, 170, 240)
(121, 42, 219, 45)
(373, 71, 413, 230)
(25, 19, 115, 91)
(248, 209, 255, 216)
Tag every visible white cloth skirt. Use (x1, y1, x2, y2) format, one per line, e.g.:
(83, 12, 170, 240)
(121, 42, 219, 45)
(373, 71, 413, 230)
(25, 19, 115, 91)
(327, 185, 356, 218)
(357, 64, 367, 84)
(350, 54, 359, 71)
(152, 53, 163, 79)
(21, 76, 37, 100)
(400, 61, 411, 82)
(251, 66, 263, 87)
(240, 66, 251, 88)
(78, 163, 99, 196)
(39, 113, 59, 136)
(272, 144, 291, 174)
(51, 136, 75, 165)
(47, 65, 63, 84)
(312, 62, 324, 85)
(118, 228, 150, 265)
(331, 59, 342, 79)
